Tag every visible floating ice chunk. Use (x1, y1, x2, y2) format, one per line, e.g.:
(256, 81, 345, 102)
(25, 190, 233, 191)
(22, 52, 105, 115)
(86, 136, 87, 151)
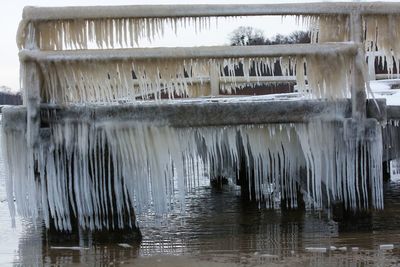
(118, 243, 132, 248)
(259, 254, 279, 258)
(351, 247, 359, 251)
(305, 247, 327, 253)
(50, 246, 89, 250)
(379, 244, 394, 250)
(330, 246, 337, 251)
(338, 247, 347, 251)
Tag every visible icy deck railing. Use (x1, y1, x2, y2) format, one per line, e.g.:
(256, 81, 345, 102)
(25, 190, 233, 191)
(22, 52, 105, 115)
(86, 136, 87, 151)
(5, 3, 393, 231)
(20, 43, 357, 103)
(20, 41, 364, 151)
(17, 3, 400, 48)
(17, 3, 400, 77)
(18, 3, 374, 149)
(19, 3, 387, 109)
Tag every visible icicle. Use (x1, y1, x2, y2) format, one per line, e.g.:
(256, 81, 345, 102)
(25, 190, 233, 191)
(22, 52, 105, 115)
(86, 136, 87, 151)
(306, 52, 351, 99)
(2, 109, 385, 231)
(36, 54, 352, 104)
(18, 17, 225, 50)
(363, 15, 400, 79)
(304, 15, 350, 43)
(295, 56, 306, 94)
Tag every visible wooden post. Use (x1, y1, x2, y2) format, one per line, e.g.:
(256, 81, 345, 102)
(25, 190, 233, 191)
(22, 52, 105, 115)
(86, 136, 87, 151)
(350, 12, 367, 120)
(209, 64, 220, 96)
(23, 61, 41, 149)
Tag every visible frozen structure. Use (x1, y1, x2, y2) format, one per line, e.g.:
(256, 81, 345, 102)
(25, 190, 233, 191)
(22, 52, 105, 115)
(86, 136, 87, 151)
(3, 3, 400, 232)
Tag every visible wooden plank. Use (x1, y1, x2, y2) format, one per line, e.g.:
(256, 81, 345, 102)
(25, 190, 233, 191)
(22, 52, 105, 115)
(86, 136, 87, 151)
(19, 43, 358, 63)
(2, 99, 387, 130)
(349, 13, 367, 119)
(210, 65, 220, 96)
(38, 99, 386, 127)
(22, 3, 400, 21)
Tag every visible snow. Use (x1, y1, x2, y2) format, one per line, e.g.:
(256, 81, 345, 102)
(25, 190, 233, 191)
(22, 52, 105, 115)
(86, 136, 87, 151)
(0, 86, 19, 95)
(370, 79, 400, 106)
(0, 86, 13, 94)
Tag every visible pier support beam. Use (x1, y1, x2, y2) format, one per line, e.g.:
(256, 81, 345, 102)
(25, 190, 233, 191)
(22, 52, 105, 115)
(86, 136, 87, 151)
(24, 62, 41, 149)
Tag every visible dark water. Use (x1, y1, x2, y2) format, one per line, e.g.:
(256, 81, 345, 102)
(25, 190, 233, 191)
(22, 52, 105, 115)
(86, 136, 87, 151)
(1, 174, 400, 266)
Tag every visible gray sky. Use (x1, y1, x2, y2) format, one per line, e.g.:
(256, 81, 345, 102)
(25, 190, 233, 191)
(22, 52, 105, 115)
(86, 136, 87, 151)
(0, 0, 396, 91)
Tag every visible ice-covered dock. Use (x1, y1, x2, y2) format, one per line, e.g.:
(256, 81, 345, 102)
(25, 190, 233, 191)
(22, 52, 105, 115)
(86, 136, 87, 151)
(4, 2, 400, 233)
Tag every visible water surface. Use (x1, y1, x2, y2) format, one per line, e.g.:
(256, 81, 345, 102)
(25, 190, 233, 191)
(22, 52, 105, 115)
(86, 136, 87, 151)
(1, 175, 400, 266)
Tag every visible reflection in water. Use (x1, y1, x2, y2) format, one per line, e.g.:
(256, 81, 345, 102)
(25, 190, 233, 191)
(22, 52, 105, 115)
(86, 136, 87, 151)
(2, 181, 399, 266)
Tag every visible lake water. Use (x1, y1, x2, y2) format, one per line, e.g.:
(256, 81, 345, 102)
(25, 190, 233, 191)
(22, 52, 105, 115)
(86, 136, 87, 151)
(1, 138, 400, 266)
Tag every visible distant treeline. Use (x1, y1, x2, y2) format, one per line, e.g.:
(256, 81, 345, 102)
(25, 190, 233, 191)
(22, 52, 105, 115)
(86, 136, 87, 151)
(0, 92, 22, 105)
(229, 27, 310, 46)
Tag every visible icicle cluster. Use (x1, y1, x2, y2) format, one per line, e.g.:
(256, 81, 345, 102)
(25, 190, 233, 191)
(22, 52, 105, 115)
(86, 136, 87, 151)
(2, 127, 36, 227)
(364, 15, 400, 78)
(36, 55, 351, 103)
(3, 114, 383, 231)
(382, 121, 400, 162)
(17, 14, 354, 50)
(299, 15, 350, 43)
(17, 17, 217, 50)
(306, 52, 351, 99)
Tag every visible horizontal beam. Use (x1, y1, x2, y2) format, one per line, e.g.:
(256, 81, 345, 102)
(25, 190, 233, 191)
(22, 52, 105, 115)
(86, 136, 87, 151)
(220, 76, 298, 83)
(2, 99, 386, 130)
(387, 106, 400, 121)
(119, 76, 298, 86)
(20, 43, 358, 62)
(22, 3, 400, 21)
(38, 99, 386, 127)
(40, 100, 351, 126)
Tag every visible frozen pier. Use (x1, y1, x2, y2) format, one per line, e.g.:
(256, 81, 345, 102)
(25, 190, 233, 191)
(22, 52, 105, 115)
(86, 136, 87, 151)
(4, 2, 400, 234)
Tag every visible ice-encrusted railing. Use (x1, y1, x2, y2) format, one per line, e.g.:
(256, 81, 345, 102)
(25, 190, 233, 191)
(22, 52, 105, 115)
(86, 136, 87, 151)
(20, 44, 355, 103)
(17, 3, 400, 79)
(3, 3, 394, 231)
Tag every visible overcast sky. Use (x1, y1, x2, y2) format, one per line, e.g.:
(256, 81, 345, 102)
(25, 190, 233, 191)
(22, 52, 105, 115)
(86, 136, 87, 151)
(0, 0, 397, 91)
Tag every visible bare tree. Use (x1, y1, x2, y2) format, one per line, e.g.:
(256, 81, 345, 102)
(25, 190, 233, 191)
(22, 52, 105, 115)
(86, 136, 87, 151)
(229, 26, 266, 46)
(287, 31, 311, 44)
(229, 27, 310, 46)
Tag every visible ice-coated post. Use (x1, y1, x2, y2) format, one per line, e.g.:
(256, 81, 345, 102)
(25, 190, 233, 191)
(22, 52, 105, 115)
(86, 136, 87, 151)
(23, 61, 41, 148)
(210, 64, 220, 96)
(350, 12, 367, 120)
